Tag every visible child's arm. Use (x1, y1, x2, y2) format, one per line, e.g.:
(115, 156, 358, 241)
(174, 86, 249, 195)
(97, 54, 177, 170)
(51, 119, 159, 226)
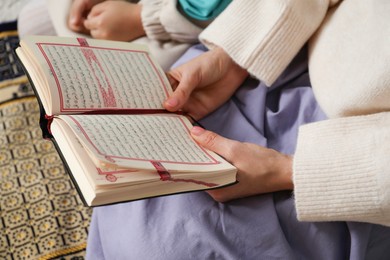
(83, 1, 146, 41)
(68, 0, 104, 34)
(140, 0, 203, 43)
(70, 0, 205, 43)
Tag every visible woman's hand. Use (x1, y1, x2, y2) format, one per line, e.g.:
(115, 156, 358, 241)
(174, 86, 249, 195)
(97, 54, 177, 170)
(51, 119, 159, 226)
(68, 0, 104, 34)
(190, 126, 294, 202)
(83, 1, 145, 41)
(164, 47, 248, 120)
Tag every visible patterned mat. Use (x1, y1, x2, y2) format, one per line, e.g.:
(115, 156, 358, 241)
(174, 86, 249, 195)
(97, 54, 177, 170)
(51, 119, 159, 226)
(0, 23, 92, 260)
(0, 26, 34, 104)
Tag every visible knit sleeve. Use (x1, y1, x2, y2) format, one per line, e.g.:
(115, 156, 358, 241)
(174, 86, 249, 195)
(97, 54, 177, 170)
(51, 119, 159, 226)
(140, 0, 203, 43)
(308, 0, 390, 119)
(293, 113, 390, 226)
(199, 0, 333, 86)
(139, 0, 170, 41)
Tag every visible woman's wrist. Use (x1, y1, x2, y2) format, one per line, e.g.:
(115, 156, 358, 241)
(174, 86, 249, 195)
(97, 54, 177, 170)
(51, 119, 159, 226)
(280, 154, 294, 190)
(272, 153, 294, 191)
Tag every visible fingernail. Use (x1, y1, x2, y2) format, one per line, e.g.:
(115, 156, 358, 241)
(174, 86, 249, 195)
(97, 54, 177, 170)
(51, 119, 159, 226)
(191, 126, 205, 136)
(165, 97, 178, 108)
(70, 16, 76, 25)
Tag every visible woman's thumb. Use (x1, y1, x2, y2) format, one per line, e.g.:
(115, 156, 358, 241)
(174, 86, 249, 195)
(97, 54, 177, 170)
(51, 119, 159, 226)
(190, 126, 235, 161)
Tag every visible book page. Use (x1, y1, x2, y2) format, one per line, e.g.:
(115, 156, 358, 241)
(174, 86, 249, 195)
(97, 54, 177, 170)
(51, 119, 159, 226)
(20, 36, 171, 115)
(56, 114, 233, 172)
(16, 47, 54, 113)
(51, 119, 162, 186)
(51, 114, 237, 206)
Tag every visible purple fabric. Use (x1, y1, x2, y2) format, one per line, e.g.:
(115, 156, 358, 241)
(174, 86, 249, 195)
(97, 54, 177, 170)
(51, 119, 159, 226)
(86, 45, 390, 259)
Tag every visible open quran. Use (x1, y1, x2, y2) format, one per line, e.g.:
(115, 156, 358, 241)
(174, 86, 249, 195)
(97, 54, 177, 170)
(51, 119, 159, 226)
(16, 35, 237, 206)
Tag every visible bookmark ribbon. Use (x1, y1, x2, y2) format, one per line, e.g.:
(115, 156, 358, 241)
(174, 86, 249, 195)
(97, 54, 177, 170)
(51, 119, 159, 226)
(77, 38, 89, 47)
(151, 161, 171, 181)
(45, 114, 54, 135)
(150, 161, 218, 187)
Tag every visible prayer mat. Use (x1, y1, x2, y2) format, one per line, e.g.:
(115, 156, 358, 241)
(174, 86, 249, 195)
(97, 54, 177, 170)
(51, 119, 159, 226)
(0, 24, 34, 103)
(0, 23, 92, 260)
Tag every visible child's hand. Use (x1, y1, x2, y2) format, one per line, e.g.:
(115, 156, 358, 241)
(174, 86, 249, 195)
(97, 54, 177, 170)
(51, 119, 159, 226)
(68, 0, 104, 34)
(83, 1, 146, 41)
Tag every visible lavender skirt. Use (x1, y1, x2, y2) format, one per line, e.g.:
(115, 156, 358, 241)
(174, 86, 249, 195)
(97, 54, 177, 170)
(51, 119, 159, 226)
(86, 45, 390, 259)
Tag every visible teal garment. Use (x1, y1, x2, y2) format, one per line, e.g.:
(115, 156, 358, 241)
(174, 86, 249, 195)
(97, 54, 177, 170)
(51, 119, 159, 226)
(178, 0, 232, 21)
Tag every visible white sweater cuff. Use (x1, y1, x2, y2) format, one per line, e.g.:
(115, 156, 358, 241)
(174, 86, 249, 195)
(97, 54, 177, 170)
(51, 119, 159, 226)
(140, 0, 202, 43)
(140, 0, 171, 41)
(293, 113, 390, 226)
(199, 0, 329, 86)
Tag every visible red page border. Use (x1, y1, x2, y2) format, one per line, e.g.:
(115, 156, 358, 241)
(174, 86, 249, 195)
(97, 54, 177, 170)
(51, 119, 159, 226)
(68, 114, 220, 166)
(36, 42, 170, 113)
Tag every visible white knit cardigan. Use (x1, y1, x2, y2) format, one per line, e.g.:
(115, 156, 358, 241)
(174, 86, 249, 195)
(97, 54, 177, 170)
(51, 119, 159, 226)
(200, 0, 390, 226)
